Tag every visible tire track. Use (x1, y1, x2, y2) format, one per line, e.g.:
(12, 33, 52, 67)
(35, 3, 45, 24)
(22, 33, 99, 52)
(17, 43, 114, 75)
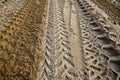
(0, 0, 28, 27)
(76, 0, 120, 80)
(39, 0, 77, 80)
(39, 0, 55, 79)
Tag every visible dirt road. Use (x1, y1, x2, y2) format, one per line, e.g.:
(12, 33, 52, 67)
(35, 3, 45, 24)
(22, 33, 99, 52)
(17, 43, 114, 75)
(39, 0, 120, 80)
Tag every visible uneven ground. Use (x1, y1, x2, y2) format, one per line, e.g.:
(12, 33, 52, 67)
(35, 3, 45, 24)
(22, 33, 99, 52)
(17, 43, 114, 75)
(39, 0, 120, 80)
(0, 0, 47, 79)
(0, 0, 120, 80)
(91, 0, 120, 24)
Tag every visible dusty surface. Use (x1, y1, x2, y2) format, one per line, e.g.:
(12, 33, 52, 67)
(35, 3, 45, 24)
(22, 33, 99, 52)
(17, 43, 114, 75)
(40, 0, 120, 80)
(69, 0, 84, 77)
(64, 0, 85, 78)
(76, 0, 120, 79)
(0, 0, 47, 80)
(0, 0, 26, 27)
(40, 0, 85, 79)
(87, 0, 120, 54)
(91, 0, 120, 24)
(0, 0, 120, 80)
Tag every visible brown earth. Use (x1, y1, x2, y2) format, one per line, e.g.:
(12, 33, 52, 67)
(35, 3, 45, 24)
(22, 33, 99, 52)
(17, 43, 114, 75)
(0, 0, 47, 80)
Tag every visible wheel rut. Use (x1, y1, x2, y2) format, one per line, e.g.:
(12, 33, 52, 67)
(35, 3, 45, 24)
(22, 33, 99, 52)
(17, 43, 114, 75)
(39, 0, 84, 80)
(76, 0, 120, 80)
(39, 0, 120, 80)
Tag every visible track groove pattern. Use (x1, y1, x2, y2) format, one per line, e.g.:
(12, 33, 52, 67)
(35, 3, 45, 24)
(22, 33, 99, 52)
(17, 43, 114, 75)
(76, 0, 120, 80)
(39, 0, 77, 80)
(38, 0, 120, 80)
(0, 0, 28, 27)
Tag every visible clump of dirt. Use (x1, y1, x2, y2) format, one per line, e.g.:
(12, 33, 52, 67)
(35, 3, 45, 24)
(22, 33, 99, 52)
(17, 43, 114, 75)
(0, 0, 47, 80)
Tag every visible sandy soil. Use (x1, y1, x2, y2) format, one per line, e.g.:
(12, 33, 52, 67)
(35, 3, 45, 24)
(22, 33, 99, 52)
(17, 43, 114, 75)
(86, 0, 120, 54)
(64, 0, 84, 71)
(0, 0, 47, 80)
(64, 0, 84, 78)
(70, 0, 84, 75)
(0, 0, 120, 80)
(0, 0, 26, 27)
